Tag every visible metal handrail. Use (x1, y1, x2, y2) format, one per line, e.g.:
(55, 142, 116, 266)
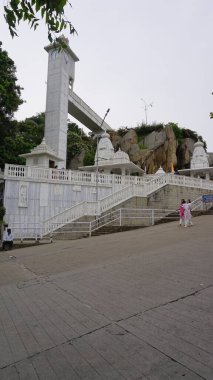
(50, 208, 178, 238)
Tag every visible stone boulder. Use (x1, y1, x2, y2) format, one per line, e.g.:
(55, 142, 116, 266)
(120, 129, 138, 152)
(68, 149, 85, 170)
(143, 129, 166, 150)
(177, 138, 195, 169)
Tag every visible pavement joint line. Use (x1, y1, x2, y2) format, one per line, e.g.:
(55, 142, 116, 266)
(115, 322, 207, 380)
(114, 283, 213, 325)
(0, 321, 112, 371)
(0, 313, 208, 380)
(14, 267, 213, 330)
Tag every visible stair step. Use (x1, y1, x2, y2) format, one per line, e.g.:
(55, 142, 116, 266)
(91, 225, 144, 236)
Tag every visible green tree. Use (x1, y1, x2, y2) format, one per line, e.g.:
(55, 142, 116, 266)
(0, 113, 45, 167)
(0, 42, 23, 137)
(66, 122, 96, 166)
(4, 0, 76, 43)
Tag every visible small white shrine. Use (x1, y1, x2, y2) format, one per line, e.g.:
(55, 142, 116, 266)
(179, 140, 213, 180)
(155, 166, 165, 175)
(79, 132, 143, 175)
(20, 138, 63, 168)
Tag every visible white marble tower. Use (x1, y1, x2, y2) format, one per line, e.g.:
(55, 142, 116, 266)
(44, 37, 79, 168)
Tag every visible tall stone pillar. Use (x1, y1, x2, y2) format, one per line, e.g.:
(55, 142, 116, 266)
(44, 37, 79, 168)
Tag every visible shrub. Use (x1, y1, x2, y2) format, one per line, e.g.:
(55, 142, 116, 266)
(0, 205, 5, 221)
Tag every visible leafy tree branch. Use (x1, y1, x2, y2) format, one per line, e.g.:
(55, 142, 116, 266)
(4, 0, 77, 43)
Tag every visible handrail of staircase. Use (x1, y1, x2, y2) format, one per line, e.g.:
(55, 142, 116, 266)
(43, 201, 91, 234)
(191, 196, 203, 210)
(43, 186, 135, 234)
(98, 184, 138, 213)
(89, 207, 177, 232)
(51, 207, 178, 238)
(191, 195, 213, 211)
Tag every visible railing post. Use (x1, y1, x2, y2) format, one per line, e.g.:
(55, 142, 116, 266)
(27, 166, 31, 178)
(89, 222, 92, 237)
(68, 170, 72, 182)
(48, 168, 52, 180)
(112, 174, 115, 193)
(151, 209, 155, 226)
(119, 209, 122, 226)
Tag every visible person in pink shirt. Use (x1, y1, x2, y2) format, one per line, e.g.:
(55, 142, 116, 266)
(178, 199, 185, 227)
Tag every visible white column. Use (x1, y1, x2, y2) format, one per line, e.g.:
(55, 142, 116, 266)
(121, 168, 125, 176)
(44, 42, 79, 168)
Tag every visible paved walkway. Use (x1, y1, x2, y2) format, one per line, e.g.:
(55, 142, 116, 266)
(0, 216, 213, 379)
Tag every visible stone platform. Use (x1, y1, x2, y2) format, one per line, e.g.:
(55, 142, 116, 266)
(0, 215, 213, 379)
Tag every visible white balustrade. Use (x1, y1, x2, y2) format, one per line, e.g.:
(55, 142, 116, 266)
(4, 164, 146, 187)
(43, 201, 87, 234)
(99, 185, 133, 213)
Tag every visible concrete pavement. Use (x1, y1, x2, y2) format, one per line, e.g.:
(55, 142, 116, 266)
(0, 215, 213, 379)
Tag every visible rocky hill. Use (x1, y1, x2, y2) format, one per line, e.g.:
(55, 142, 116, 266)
(69, 123, 208, 174)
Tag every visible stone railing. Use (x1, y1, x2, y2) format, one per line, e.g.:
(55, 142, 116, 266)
(5, 164, 213, 192)
(147, 173, 213, 193)
(98, 185, 138, 213)
(4, 164, 147, 187)
(43, 201, 94, 235)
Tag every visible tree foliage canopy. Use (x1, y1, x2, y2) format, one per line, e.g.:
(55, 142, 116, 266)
(0, 113, 44, 168)
(0, 112, 96, 168)
(4, 0, 76, 43)
(66, 123, 96, 167)
(0, 42, 23, 129)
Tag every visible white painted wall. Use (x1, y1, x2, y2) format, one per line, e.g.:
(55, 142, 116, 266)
(3, 178, 113, 227)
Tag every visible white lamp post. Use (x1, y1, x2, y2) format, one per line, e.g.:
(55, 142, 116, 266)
(141, 98, 153, 125)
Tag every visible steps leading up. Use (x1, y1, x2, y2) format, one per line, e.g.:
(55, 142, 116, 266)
(91, 225, 144, 237)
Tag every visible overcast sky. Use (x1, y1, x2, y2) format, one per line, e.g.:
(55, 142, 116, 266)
(1, 0, 213, 150)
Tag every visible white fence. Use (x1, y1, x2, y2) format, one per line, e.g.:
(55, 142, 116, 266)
(51, 208, 178, 239)
(4, 164, 147, 187)
(9, 208, 176, 241)
(4, 165, 213, 192)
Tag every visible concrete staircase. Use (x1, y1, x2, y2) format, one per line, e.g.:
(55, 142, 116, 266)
(91, 225, 144, 237)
